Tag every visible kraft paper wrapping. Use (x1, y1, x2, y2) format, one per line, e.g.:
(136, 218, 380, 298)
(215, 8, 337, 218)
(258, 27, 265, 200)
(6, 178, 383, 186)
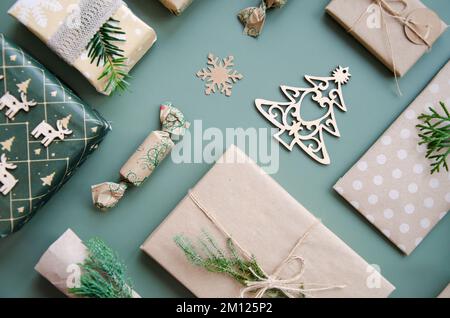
(91, 103, 189, 210)
(9, 0, 157, 94)
(35, 229, 140, 298)
(334, 61, 450, 255)
(120, 131, 174, 186)
(326, 0, 446, 77)
(438, 284, 450, 298)
(159, 0, 193, 15)
(141, 145, 395, 298)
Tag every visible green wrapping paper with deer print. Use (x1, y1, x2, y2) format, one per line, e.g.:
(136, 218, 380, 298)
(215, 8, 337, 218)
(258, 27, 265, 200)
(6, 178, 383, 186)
(0, 34, 110, 238)
(141, 145, 395, 298)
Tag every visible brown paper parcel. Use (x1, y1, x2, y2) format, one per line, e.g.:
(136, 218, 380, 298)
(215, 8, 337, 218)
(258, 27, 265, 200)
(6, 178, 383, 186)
(141, 145, 395, 298)
(438, 284, 450, 298)
(334, 60, 450, 255)
(326, 0, 446, 77)
(35, 229, 140, 298)
(159, 0, 193, 15)
(9, 0, 157, 94)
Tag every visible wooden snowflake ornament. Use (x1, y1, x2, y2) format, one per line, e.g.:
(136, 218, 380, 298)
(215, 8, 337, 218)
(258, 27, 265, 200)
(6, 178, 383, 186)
(196, 53, 243, 96)
(0, 154, 18, 196)
(255, 66, 351, 165)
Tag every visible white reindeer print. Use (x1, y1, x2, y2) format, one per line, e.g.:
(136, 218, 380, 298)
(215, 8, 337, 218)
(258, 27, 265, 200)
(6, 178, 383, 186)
(31, 120, 73, 147)
(0, 154, 18, 196)
(0, 91, 37, 119)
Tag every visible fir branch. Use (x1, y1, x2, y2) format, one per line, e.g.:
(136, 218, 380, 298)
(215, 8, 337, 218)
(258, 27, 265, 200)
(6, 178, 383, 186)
(86, 18, 130, 94)
(417, 102, 450, 174)
(68, 238, 134, 298)
(174, 233, 287, 298)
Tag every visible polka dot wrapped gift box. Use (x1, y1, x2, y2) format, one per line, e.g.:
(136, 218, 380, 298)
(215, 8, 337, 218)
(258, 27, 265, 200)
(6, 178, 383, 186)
(334, 61, 450, 255)
(0, 34, 110, 238)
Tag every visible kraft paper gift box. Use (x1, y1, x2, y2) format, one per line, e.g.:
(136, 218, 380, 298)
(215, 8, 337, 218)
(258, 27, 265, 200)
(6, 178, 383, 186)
(35, 229, 140, 298)
(141, 145, 395, 298)
(9, 0, 157, 95)
(326, 0, 447, 77)
(438, 284, 450, 298)
(159, 0, 193, 15)
(334, 61, 450, 255)
(0, 34, 110, 238)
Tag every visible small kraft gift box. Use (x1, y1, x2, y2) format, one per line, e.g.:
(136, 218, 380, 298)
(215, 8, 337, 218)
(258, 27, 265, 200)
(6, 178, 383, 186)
(159, 0, 193, 15)
(141, 145, 395, 298)
(9, 0, 157, 95)
(326, 0, 447, 77)
(0, 34, 110, 238)
(334, 60, 450, 255)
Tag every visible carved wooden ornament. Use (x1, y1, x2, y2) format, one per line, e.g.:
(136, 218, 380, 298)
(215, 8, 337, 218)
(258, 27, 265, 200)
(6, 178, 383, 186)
(255, 66, 351, 165)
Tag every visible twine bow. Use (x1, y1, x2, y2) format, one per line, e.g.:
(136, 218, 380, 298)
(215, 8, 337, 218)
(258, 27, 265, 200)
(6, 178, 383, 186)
(188, 190, 346, 298)
(349, 0, 442, 95)
(373, 0, 433, 47)
(238, 0, 287, 37)
(240, 255, 346, 298)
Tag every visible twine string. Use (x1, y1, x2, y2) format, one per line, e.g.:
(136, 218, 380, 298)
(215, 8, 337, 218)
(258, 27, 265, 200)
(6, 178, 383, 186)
(187, 190, 346, 298)
(347, 0, 442, 96)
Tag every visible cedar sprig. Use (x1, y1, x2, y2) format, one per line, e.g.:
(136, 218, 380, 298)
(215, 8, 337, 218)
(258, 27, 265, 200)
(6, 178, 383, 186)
(174, 232, 288, 297)
(68, 238, 133, 298)
(417, 102, 450, 174)
(86, 17, 130, 94)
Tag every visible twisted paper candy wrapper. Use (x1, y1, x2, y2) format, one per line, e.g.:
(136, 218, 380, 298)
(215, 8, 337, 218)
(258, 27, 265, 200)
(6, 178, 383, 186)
(91, 103, 190, 210)
(238, 0, 287, 37)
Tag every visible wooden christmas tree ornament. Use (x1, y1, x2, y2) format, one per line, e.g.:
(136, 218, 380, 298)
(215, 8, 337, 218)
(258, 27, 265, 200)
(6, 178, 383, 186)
(255, 66, 351, 165)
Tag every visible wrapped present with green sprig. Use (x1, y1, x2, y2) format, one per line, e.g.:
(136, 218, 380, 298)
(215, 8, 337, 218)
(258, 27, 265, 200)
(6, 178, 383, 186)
(334, 61, 450, 256)
(141, 145, 395, 298)
(35, 229, 139, 298)
(9, 0, 157, 95)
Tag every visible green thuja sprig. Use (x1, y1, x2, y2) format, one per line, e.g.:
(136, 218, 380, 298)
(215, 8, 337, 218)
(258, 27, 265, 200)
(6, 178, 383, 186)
(417, 102, 450, 174)
(86, 18, 130, 94)
(174, 232, 288, 298)
(68, 238, 133, 298)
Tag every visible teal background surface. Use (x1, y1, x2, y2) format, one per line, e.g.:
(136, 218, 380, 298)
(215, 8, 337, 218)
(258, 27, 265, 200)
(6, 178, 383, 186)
(0, 0, 449, 298)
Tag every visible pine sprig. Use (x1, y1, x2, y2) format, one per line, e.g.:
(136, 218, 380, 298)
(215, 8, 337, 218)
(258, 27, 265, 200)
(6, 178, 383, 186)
(417, 102, 450, 174)
(68, 238, 134, 298)
(86, 18, 130, 94)
(174, 232, 287, 298)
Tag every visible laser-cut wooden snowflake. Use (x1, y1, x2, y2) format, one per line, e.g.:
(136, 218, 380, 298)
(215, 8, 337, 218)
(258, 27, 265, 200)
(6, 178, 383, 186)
(255, 66, 351, 165)
(196, 53, 243, 97)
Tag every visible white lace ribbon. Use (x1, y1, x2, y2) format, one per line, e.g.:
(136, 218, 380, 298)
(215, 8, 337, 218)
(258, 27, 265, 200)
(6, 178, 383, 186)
(48, 0, 123, 65)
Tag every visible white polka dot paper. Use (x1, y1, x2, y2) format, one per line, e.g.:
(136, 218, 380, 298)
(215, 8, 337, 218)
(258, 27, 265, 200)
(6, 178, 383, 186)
(334, 61, 450, 255)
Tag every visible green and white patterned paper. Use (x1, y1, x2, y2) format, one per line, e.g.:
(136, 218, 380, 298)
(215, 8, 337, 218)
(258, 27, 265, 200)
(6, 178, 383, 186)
(0, 34, 110, 237)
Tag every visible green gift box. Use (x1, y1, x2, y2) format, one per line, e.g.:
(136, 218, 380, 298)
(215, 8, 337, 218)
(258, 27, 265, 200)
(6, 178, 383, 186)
(0, 34, 110, 238)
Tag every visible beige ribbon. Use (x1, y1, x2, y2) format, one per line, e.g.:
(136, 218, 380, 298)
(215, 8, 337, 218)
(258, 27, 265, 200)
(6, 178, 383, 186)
(188, 190, 346, 298)
(348, 0, 437, 95)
